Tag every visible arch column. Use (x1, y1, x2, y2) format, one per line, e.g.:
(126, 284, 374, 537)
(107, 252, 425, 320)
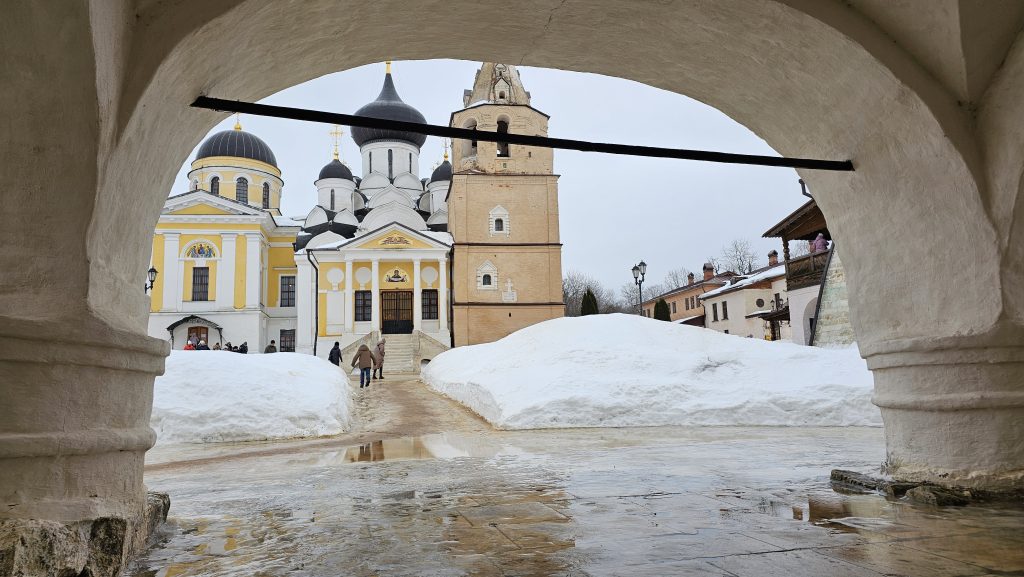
(864, 335, 1024, 489)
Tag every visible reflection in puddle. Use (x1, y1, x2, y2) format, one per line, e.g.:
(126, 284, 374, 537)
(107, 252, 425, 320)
(131, 427, 1024, 576)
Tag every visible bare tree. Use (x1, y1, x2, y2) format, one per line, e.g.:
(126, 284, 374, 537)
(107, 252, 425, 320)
(563, 270, 600, 317)
(720, 239, 761, 274)
(621, 281, 664, 312)
(705, 255, 722, 274)
(788, 240, 810, 259)
(662, 266, 692, 290)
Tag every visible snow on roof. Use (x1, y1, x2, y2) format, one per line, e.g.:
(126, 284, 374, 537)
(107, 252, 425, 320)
(674, 314, 703, 324)
(273, 215, 304, 227)
(420, 230, 454, 245)
(699, 264, 785, 300)
(744, 309, 773, 318)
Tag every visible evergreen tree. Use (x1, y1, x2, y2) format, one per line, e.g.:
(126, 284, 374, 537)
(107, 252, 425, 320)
(654, 298, 672, 321)
(580, 288, 599, 316)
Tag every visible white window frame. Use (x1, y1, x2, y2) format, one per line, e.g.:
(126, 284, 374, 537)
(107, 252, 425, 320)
(476, 260, 498, 291)
(488, 205, 510, 237)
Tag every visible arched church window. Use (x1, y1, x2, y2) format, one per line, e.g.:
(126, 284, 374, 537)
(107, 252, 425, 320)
(191, 179, 198, 191)
(499, 91, 506, 100)
(330, 189, 335, 211)
(236, 177, 248, 204)
(494, 218, 504, 232)
(497, 120, 510, 158)
(369, 151, 373, 172)
(262, 182, 270, 209)
(388, 149, 394, 180)
(210, 177, 220, 195)
(409, 152, 413, 173)
(465, 120, 478, 156)
(482, 274, 492, 286)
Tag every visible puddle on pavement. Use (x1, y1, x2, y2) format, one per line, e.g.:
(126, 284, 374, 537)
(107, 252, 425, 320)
(130, 427, 1024, 576)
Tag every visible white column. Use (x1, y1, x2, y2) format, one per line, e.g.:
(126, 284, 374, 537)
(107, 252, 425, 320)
(371, 259, 380, 332)
(162, 233, 180, 311)
(344, 259, 354, 332)
(245, 234, 261, 309)
(438, 256, 448, 334)
(413, 259, 422, 332)
(216, 234, 236, 309)
(295, 257, 314, 354)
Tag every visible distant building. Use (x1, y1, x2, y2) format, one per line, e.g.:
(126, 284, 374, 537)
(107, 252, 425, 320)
(762, 197, 851, 346)
(699, 255, 788, 339)
(641, 264, 737, 324)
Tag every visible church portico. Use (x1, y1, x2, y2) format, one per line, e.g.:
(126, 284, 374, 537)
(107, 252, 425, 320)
(296, 224, 452, 358)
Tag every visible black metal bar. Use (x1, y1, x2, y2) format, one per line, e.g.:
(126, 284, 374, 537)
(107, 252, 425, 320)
(191, 96, 854, 172)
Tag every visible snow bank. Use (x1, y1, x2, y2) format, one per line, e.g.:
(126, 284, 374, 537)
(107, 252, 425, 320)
(422, 314, 880, 429)
(153, 351, 352, 444)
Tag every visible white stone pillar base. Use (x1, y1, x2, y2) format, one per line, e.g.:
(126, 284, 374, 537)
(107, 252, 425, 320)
(867, 336, 1024, 490)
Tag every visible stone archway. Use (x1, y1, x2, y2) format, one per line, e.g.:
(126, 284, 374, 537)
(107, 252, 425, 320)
(3, 0, 1024, 555)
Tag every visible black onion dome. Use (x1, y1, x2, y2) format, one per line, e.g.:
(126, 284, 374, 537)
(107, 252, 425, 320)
(318, 158, 353, 181)
(430, 160, 452, 182)
(350, 73, 427, 148)
(196, 129, 278, 167)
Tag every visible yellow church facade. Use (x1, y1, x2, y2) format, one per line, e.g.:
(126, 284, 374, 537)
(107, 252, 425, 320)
(147, 62, 562, 358)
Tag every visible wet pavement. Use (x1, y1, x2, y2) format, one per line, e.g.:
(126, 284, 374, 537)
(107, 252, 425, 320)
(131, 378, 1024, 576)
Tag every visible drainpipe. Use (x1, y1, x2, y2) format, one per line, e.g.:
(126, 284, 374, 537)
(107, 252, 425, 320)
(306, 250, 320, 356)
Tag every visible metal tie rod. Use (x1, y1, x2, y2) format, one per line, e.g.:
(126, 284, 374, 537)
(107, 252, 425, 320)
(192, 96, 854, 171)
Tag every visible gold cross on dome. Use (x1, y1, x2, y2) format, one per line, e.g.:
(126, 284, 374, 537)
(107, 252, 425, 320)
(329, 125, 344, 159)
(233, 113, 242, 130)
(443, 139, 449, 161)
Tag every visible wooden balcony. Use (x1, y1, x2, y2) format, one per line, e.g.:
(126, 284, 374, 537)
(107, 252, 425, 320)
(785, 249, 831, 291)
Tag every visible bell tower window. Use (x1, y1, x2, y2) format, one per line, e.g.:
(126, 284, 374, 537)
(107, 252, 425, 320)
(489, 205, 510, 237)
(494, 218, 504, 232)
(262, 182, 270, 209)
(497, 120, 510, 158)
(210, 177, 220, 195)
(388, 149, 394, 180)
(236, 177, 248, 204)
(464, 119, 478, 156)
(330, 189, 335, 211)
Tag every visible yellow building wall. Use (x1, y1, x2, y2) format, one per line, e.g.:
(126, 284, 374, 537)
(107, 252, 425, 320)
(317, 292, 327, 336)
(267, 243, 298, 307)
(378, 261, 414, 290)
(150, 235, 164, 311)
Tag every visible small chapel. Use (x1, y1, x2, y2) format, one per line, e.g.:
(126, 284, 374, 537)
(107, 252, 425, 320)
(147, 61, 564, 360)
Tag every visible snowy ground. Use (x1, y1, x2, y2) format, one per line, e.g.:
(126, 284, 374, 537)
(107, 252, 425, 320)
(422, 314, 880, 429)
(152, 351, 352, 445)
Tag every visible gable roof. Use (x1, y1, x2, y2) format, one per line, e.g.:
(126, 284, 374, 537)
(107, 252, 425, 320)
(164, 189, 265, 216)
(300, 221, 452, 252)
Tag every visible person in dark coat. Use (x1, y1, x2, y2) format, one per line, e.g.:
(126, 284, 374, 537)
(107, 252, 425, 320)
(238, 342, 248, 354)
(264, 340, 277, 353)
(328, 342, 341, 366)
(196, 340, 210, 351)
(351, 344, 376, 388)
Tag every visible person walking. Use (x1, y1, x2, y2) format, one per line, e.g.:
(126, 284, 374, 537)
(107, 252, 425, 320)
(328, 342, 341, 366)
(351, 344, 376, 388)
(264, 340, 277, 353)
(183, 342, 195, 351)
(373, 338, 386, 379)
(238, 341, 249, 354)
(196, 340, 210, 350)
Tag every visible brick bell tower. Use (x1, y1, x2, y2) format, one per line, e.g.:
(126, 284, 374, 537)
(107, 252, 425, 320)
(448, 63, 564, 346)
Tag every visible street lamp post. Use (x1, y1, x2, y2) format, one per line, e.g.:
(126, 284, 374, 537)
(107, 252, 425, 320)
(631, 260, 647, 315)
(145, 266, 159, 293)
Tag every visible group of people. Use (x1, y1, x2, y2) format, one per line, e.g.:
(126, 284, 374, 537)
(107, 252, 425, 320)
(182, 334, 249, 353)
(327, 338, 386, 389)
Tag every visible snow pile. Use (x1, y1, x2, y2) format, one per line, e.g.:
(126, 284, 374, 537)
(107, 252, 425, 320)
(422, 314, 880, 429)
(152, 351, 352, 444)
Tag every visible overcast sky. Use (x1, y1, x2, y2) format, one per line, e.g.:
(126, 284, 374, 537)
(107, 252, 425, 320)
(172, 59, 805, 293)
